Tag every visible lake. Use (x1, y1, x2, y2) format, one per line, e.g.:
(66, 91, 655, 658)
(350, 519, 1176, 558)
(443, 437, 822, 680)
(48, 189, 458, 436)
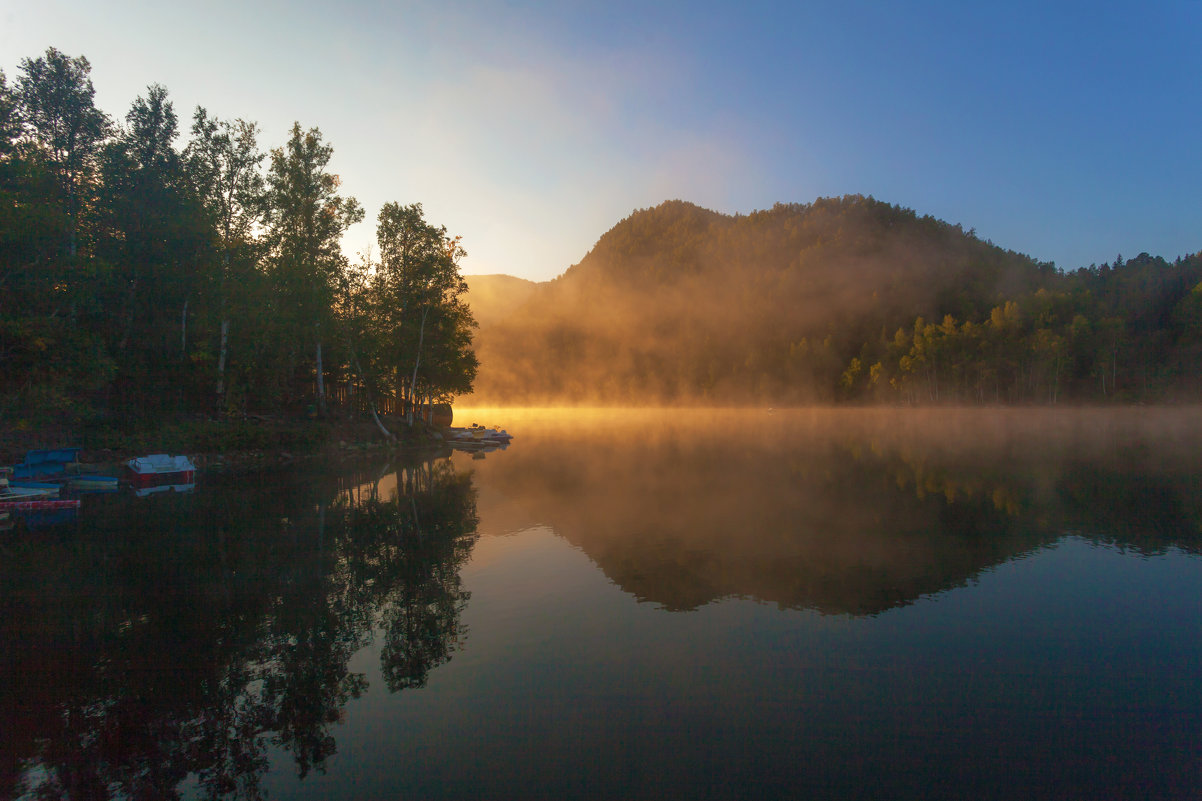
(3, 408, 1202, 800)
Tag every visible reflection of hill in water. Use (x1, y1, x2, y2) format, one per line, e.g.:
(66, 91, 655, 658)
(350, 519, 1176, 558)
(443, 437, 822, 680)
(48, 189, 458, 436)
(469, 408, 1202, 615)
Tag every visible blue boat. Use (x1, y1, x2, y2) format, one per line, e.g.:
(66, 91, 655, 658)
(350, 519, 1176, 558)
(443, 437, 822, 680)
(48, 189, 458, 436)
(5, 480, 61, 498)
(68, 475, 119, 492)
(11, 448, 82, 480)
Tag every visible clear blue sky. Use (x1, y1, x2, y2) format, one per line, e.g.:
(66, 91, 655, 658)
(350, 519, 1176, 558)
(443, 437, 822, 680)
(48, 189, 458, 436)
(3, 0, 1199, 280)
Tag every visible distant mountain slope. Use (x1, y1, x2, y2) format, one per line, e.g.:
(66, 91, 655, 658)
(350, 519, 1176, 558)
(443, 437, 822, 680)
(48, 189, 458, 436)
(464, 274, 540, 328)
(467, 196, 1054, 403)
(466, 196, 1202, 404)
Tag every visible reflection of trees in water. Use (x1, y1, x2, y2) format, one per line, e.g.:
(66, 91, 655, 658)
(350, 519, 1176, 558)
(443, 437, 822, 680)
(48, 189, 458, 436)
(1, 456, 477, 800)
(477, 411, 1202, 616)
(479, 430, 1049, 616)
(866, 436, 1202, 555)
(336, 460, 477, 692)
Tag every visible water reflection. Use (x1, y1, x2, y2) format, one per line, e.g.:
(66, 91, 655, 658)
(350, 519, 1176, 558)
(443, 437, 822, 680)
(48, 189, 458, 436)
(460, 408, 1202, 614)
(1, 455, 478, 800)
(5, 408, 1202, 800)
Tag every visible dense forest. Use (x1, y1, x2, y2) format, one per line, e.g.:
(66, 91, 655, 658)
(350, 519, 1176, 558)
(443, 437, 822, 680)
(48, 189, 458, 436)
(0, 47, 476, 434)
(468, 198, 1202, 404)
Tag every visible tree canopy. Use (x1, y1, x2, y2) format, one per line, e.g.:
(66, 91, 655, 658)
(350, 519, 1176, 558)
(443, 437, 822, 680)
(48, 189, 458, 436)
(0, 47, 478, 429)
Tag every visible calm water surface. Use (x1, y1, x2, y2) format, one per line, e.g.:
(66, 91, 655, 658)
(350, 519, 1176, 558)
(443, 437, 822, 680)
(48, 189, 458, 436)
(3, 409, 1202, 799)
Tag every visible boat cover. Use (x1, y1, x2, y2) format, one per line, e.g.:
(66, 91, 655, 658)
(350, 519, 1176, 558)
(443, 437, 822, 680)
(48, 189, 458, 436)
(126, 454, 197, 474)
(12, 447, 82, 479)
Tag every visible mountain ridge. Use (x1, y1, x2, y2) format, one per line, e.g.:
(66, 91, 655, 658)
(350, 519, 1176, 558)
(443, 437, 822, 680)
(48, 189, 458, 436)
(464, 196, 1202, 404)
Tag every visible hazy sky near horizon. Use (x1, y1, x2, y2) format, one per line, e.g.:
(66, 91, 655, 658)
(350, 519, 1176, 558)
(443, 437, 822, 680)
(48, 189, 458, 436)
(3, 0, 1199, 281)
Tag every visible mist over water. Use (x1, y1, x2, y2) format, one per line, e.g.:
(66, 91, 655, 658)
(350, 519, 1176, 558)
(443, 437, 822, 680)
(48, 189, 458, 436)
(457, 407, 1202, 611)
(5, 407, 1202, 800)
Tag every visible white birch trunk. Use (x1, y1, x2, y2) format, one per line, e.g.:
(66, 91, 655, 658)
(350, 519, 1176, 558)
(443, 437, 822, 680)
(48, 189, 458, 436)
(369, 402, 395, 442)
(406, 306, 429, 427)
(216, 319, 230, 398)
(181, 296, 189, 355)
(315, 337, 326, 416)
(351, 350, 396, 442)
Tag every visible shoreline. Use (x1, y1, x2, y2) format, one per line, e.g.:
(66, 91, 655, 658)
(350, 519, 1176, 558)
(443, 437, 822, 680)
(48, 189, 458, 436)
(0, 415, 448, 476)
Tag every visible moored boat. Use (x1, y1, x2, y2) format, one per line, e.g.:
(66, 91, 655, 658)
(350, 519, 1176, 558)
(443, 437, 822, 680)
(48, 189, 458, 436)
(68, 475, 120, 491)
(443, 425, 513, 444)
(11, 448, 82, 480)
(3, 482, 61, 499)
(125, 454, 197, 491)
(1, 469, 59, 499)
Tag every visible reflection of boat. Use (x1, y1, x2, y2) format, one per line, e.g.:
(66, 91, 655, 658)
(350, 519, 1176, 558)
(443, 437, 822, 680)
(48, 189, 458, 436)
(134, 483, 196, 498)
(0, 498, 81, 511)
(1, 499, 81, 528)
(125, 454, 197, 491)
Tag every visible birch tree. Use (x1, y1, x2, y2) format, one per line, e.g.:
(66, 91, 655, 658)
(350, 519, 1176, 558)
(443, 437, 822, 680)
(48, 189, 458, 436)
(184, 109, 265, 406)
(372, 202, 474, 426)
(262, 123, 362, 415)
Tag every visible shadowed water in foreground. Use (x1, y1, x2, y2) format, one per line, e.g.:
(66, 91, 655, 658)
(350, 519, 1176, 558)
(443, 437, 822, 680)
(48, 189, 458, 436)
(3, 408, 1202, 799)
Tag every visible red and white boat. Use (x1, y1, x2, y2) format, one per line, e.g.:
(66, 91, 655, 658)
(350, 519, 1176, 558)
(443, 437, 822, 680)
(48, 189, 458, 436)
(125, 454, 197, 495)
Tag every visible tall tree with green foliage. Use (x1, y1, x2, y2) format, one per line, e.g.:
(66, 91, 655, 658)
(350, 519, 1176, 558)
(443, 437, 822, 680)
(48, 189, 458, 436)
(372, 202, 475, 426)
(1, 53, 115, 419)
(2, 46, 487, 425)
(15, 47, 110, 258)
(184, 108, 266, 407)
(94, 84, 214, 414)
(0, 70, 20, 156)
(262, 123, 362, 415)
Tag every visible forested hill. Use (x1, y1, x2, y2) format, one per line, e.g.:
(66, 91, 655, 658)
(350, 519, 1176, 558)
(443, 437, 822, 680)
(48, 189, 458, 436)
(468, 197, 1202, 404)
